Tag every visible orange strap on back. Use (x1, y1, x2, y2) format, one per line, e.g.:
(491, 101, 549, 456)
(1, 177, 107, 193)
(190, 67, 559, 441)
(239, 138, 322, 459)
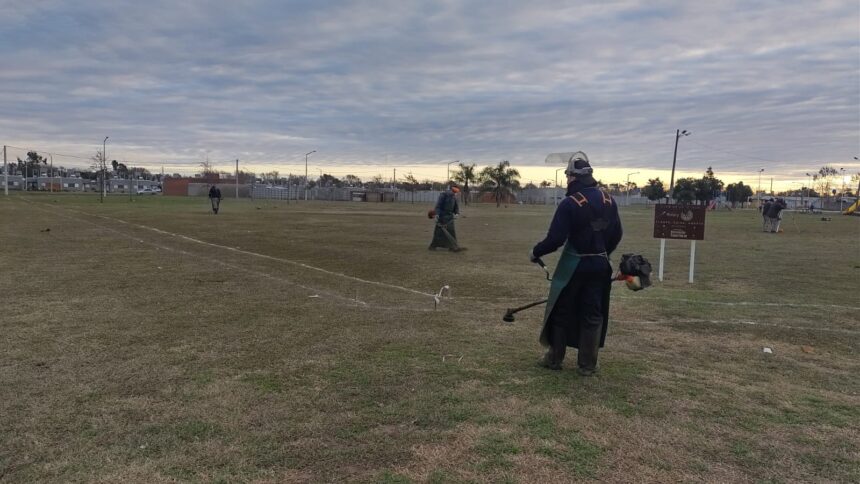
(568, 192, 588, 206)
(600, 190, 612, 205)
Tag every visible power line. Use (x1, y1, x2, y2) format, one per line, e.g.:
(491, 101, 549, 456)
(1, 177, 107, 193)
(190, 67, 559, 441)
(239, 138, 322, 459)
(4, 145, 93, 160)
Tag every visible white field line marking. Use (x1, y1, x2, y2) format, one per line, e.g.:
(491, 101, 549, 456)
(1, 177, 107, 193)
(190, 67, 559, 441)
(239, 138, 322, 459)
(452, 293, 860, 312)
(613, 295, 860, 311)
(620, 319, 860, 335)
(63, 207, 439, 299)
(28, 201, 438, 313)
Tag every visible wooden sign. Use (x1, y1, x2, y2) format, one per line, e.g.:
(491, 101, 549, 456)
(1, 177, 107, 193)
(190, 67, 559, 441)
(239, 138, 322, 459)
(653, 204, 706, 240)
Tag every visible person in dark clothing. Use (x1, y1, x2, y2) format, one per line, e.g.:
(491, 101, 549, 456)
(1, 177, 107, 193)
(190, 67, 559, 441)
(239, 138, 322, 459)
(766, 198, 787, 233)
(208, 185, 222, 214)
(761, 198, 774, 232)
(429, 184, 463, 251)
(530, 152, 623, 376)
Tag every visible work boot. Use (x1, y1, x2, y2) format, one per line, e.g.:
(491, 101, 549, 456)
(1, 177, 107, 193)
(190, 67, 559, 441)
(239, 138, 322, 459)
(537, 326, 566, 370)
(576, 318, 602, 375)
(576, 366, 598, 377)
(538, 350, 562, 371)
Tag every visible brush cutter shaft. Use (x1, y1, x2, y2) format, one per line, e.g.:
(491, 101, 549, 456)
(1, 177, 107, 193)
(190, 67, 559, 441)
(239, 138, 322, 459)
(508, 298, 548, 315)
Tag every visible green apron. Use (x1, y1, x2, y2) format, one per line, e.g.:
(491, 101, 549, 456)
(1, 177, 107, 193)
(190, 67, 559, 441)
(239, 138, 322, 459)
(539, 242, 613, 349)
(541, 241, 581, 328)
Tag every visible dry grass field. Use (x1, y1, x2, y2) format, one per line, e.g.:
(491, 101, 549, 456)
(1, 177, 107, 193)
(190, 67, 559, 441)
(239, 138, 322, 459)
(1, 193, 858, 483)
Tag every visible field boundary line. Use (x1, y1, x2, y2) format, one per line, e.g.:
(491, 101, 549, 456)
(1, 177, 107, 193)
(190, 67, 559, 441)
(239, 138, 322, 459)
(621, 318, 860, 335)
(23, 200, 441, 313)
(614, 295, 860, 311)
(56, 205, 439, 300)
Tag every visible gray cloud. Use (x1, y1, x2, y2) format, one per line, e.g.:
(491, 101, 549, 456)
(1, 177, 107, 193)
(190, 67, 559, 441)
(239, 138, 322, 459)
(1, 0, 857, 180)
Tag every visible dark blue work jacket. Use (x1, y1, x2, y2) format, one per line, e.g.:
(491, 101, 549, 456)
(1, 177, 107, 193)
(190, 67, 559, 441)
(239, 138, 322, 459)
(532, 181, 623, 273)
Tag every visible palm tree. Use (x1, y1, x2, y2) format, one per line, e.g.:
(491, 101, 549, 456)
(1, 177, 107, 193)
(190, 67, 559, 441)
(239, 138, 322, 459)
(479, 160, 521, 207)
(452, 162, 477, 205)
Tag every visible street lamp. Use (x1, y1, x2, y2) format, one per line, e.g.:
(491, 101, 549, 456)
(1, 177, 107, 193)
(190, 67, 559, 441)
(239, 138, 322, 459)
(855, 157, 860, 199)
(805, 172, 815, 209)
(790, 181, 804, 209)
(840, 167, 846, 211)
(555, 167, 565, 205)
(304, 150, 316, 201)
(757, 168, 764, 195)
(625, 171, 640, 206)
(446, 160, 458, 183)
(667, 129, 690, 202)
(102, 136, 109, 201)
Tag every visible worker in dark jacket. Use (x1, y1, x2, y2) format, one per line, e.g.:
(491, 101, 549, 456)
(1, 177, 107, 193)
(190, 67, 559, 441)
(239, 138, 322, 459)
(208, 185, 222, 214)
(766, 198, 787, 233)
(761, 198, 773, 232)
(530, 152, 623, 376)
(429, 184, 463, 251)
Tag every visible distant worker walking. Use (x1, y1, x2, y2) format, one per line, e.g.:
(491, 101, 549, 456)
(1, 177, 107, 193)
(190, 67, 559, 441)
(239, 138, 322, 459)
(428, 183, 464, 252)
(208, 185, 223, 214)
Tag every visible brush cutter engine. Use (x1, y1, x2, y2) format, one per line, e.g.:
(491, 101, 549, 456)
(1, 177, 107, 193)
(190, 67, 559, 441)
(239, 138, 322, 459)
(614, 253, 652, 291)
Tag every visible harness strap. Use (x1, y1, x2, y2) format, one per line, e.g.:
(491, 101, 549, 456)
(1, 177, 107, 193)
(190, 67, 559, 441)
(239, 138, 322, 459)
(568, 190, 613, 207)
(568, 192, 588, 206)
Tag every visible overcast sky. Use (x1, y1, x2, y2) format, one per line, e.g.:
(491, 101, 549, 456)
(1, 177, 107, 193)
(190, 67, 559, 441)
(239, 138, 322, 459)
(2, 0, 858, 186)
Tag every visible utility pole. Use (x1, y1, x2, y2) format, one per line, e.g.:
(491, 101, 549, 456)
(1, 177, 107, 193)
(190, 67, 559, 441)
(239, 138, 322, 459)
(102, 136, 109, 202)
(305, 150, 316, 201)
(758, 168, 764, 195)
(555, 167, 564, 206)
(393, 168, 396, 189)
(667, 129, 690, 203)
(49, 154, 53, 193)
(4, 145, 7, 196)
(235, 159, 239, 199)
(626, 171, 640, 206)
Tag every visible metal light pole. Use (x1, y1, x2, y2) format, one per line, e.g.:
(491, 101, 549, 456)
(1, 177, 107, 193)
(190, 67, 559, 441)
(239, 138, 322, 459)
(49, 154, 53, 193)
(855, 157, 860, 199)
(3, 145, 6, 196)
(757, 168, 764, 195)
(446, 160, 458, 184)
(102, 136, 109, 201)
(304, 150, 315, 201)
(129, 165, 133, 201)
(554, 167, 565, 205)
(625, 171, 639, 206)
(667, 129, 690, 203)
(839, 167, 846, 211)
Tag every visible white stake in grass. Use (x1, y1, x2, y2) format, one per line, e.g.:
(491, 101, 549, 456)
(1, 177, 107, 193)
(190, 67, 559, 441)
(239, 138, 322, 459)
(434, 285, 450, 309)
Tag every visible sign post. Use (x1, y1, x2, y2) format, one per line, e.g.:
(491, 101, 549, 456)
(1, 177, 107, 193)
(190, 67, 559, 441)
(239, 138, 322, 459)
(653, 204, 706, 283)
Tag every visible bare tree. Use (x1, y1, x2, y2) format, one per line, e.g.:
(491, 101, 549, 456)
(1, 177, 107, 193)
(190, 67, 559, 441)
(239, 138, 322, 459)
(91, 150, 107, 202)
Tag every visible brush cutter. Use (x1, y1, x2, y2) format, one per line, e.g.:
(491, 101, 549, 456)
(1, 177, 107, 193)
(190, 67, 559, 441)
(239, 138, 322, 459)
(501, 253, 652, 323)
